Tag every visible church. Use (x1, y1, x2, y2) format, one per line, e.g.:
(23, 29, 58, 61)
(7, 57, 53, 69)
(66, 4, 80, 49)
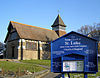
(4, 14, 67, 60)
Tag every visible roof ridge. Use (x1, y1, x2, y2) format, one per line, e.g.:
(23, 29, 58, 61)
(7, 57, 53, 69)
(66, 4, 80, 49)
(10, 21, 53, 32)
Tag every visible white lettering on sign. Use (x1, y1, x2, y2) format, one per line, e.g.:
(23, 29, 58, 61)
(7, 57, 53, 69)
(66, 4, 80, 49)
(71, 41, 72, 45)
(65, 41, 81, 45)
(53, 51, 64, 55)
(73, 41, 81, 45)
(62, 38, 88, 51)
(65, 39, 71, 41)
(84, 50, 94, 54)
(60, 44, 87, 51)
(65, 42, 69, 45)
(53, 62, 61, 67)
(64, 48, 83, 51)
(86, 62, 96, 68)
(65, 38, 81, 41)
(60, 45, 87, 48)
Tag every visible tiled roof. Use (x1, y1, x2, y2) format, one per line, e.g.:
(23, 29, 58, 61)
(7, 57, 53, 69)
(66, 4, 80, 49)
(5, 21, 59, 42)
(52, 14, 66, 27)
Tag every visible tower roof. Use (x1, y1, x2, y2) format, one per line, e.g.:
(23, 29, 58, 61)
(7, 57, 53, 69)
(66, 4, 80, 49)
(52, 14, 66, 27)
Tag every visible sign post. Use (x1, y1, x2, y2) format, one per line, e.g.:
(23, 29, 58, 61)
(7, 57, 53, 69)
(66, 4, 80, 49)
(62, 73, 70, 78)
(68, 73, 70, 78)
(51, 31, 98, 78)
(84, 73, 88, 78)
(62, 73, 65, 78)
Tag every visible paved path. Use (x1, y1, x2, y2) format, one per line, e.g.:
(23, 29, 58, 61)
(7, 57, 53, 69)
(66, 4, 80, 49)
(12, 61, 50, 69)
(36, 64, 50, 69)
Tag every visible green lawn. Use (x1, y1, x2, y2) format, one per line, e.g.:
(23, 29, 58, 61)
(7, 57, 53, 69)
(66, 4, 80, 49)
(0, 59, 51, 74)
(20, 59, 51, 66)
(0, 61, 45, 73)
(0, 58, 99, 77)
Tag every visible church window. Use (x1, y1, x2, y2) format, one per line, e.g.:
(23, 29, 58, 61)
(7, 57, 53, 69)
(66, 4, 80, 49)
(12, 46, 15, 58)
(26, 42, 37, 50)
(42, 43, 50, 52)
(10, 32, 18, 40)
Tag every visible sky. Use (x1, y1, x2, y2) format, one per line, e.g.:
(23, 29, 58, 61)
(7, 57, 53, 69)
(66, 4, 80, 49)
(0, 0, 100, 43)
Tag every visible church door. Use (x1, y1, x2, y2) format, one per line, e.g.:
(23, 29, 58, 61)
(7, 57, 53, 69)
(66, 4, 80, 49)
(12, 46, 15, 58)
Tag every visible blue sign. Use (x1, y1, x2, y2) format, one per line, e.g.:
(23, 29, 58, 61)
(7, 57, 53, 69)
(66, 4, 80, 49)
(51, 31, 98, 73)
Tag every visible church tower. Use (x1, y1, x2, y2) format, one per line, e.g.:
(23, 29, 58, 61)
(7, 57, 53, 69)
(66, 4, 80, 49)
(51, 14, 66, 37)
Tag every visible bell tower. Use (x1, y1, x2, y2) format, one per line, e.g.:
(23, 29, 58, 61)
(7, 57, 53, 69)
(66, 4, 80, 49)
(51, 14, 66, 37)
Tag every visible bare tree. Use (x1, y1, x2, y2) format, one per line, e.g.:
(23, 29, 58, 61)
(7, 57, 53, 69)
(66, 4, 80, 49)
(0, 42, 4, 51)
(78, 23, 100, 54)
(96, 23, 100, 30)
(77, 23, 100, 37)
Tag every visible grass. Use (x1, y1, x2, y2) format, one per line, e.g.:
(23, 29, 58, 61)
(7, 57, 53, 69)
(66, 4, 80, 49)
(21, 58, 100, 77)
(0, 58, 99, 77)
(0, 61, 45, 73)
(0, 59, 51, 74)
(20, 59, 51, 66)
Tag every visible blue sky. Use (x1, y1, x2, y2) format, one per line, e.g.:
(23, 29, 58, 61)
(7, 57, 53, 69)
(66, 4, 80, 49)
(0, 0, 100, 43)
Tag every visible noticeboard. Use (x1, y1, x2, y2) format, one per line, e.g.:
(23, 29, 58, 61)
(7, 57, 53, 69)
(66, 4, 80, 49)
(51, 31, 98, 73)
(63, 61, 84, 72)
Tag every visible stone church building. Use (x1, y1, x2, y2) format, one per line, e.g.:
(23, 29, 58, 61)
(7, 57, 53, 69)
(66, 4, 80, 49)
(4, 14, 67, 60)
